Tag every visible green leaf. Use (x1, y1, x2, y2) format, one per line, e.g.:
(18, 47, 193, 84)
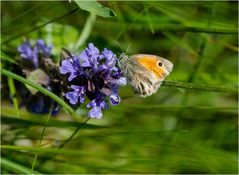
(74, 0, 116, 18)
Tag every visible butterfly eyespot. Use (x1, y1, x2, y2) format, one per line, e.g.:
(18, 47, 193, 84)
(158, 62, 163, 67)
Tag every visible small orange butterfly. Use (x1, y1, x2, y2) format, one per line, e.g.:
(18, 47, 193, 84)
(120, 53, 173, 97)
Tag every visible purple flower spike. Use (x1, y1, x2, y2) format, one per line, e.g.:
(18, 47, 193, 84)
(65, 85, 85, 105)
(17, 38, 61, 116)
(60, 43, 126, 119)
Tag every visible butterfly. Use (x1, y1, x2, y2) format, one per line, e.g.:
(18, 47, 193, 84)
(120, 53, 173, 97)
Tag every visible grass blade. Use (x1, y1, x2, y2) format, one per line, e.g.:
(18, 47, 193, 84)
(0, 51, 18, 65)
(74, 13, 96, 51)
(1, 157, 41, 174)
(118, 104, 238, 111)
(1, 105, 104, 129)
(31, 107, 52, 173)
(1, 115, 104, 129)
(7, 78, 19, 117)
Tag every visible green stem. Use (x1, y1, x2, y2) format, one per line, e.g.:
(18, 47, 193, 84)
(118, 105, 237, 111)
(162, 80, 237, 93)
(31, 107, 52, 173)
(59, 117, 90, 148)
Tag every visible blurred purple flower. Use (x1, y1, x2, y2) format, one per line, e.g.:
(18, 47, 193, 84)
(18, 39, 53, 68)
(17, 39, 60, 116)
(36, 39, 53, 57)
(60, 43, 126, 119)
(18, 41, 38, 68)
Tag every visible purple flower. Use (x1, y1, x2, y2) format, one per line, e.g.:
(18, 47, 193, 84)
(65, 85, 85, 104)
(60, 43, 126, 119)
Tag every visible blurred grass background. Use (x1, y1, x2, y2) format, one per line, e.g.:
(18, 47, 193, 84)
(1, 1, 238, 174)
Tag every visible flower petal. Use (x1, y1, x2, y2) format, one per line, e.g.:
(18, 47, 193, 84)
(60, 60, 73, 74)
(18, 41, 32, 59)
(100, 48, 116, 67)
(99, 100, 109, 109)
(79, 50, 91, 67)
(88, 43, 99, 59)
(115, 77, 127, 86)
(108, 77, 127, 86)
(110, 94, 120, 105)
(65, 85, 85, 105)
(59, 58, 82, 81)
(88, 106, 102, 119)
(65, 91, 79, 105)
(18, 41, 39, 68)
(79, 43, 100, 68)
(36, 39, 53, 57)
(86, 99, 96, 108)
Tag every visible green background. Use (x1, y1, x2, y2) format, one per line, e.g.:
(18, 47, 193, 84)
(1, 1, 238, 174)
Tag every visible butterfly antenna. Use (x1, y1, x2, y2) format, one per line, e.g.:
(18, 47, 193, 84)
(126, 43, 131, 55)
(114, 41, 125, 63)
(114, 41, 124, 53)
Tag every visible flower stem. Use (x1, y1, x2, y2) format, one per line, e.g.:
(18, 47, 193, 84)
(162, 80, 237, 93)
